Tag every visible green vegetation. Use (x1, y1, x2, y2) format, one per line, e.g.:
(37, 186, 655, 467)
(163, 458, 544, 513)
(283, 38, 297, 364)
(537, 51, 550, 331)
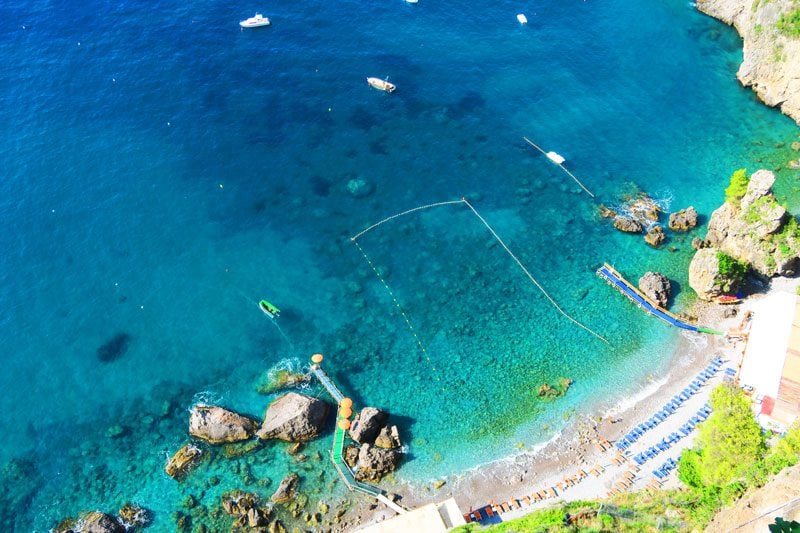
(773, 217, 800, 258)
(777, 3, 800, 38)
(725, 168, 750, 205)
(716, 251, 748, 289)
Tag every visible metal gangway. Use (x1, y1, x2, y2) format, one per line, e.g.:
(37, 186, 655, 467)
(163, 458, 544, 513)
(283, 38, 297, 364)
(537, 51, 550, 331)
(310, 357, 407, 515)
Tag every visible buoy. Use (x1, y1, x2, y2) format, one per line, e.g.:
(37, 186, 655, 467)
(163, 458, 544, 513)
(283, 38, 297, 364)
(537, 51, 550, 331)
(517, 13, 528, 24)
(311, 353, 324, 364)
(339, 407, 352, 419)
(338, 419, 351, 430)
(340, 397, 353, 409)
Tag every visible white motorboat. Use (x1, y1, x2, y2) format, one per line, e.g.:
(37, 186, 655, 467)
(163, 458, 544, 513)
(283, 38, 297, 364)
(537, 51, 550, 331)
(546, 151, 565, 165)
(367, 77, 396, 93)
(517, 13, 528, 24)
(240, 13, 271, 28)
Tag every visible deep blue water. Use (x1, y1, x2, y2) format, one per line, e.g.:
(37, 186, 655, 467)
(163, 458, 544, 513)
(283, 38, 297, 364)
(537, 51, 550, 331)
(2, 0, 800, 529)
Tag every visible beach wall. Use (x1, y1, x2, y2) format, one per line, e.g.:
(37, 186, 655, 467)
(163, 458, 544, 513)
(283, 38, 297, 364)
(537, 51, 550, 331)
(697, 0, 800, 125)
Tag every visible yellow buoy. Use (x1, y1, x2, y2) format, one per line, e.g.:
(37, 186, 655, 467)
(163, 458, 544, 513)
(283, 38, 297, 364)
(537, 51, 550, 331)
(339, 407, 352, 419)
(311, 353, 324, 364)
(340, 397, 353, 409)
(338, 419, 351, 430)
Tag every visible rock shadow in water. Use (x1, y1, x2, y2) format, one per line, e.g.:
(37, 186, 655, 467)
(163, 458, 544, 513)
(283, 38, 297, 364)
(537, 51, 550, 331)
(96, 333, 132, 363)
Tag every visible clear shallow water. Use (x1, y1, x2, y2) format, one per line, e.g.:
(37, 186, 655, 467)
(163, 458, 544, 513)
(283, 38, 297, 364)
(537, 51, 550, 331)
(1, 0, 800, 529)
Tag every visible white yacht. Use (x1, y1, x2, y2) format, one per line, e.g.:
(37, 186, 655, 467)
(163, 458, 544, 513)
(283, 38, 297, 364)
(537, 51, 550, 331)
(367, 77, 396, 93)
(240, 13, 271, 28)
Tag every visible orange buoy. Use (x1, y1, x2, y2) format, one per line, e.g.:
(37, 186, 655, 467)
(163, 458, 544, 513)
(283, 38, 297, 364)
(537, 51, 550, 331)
(338, 419, 351, 430)
(339, 407, 352, 419)
(340, 397, 353, 409)
(311, 353, 324, 364)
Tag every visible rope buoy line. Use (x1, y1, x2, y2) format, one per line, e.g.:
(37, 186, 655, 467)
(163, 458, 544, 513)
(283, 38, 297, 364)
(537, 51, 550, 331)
(351, 198, 609, 345)
(351, 239, 446, 392)
(522, 136, 596, 198)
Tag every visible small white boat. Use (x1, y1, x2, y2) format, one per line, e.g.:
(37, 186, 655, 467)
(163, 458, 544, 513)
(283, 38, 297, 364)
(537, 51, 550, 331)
(546, 151, 565, 165)
(240, 13, 270, 28)
(517, 13, 528, 24)
(367, 77, 396, 93)
(406, 0, 419, 3)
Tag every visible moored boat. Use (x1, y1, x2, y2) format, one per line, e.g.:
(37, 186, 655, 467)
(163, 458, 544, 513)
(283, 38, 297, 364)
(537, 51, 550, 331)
(517, 13, 528, 24)
(240, 13, 271, 28)
(546, 151, 565, 165)
(716, 295, 742, 305)
(259, 300, 281, 318)
(367, 77, 396, 93)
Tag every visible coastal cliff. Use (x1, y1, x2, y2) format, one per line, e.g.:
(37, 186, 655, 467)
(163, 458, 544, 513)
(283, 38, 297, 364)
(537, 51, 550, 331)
(697, 0, 800, 124)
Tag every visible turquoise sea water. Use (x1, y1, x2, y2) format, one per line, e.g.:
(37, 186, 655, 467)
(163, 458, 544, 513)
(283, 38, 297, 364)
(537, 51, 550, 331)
(2, 0, 800, 529)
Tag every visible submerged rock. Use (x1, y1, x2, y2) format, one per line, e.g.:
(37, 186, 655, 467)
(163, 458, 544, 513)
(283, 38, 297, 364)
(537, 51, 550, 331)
(271, 473, 300, 503)
(255, 369, 311, 395)
(189, 404, 258, 445)
(349, 407, 389, 445)
(96, 333, 131, 363)
(221, 490, 260, 516)
(638, 272, 672, 308)
(165, 443, 203, 480)
(668, 206, 698, 231)
(346, 178, 374, 198)
(257, 392, 330, 442)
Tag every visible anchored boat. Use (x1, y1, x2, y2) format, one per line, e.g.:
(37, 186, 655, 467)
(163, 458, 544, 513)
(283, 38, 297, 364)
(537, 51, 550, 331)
(240, 13, 271, 28)
(367, 77, 396, 93)
(259, 300, 280, 318)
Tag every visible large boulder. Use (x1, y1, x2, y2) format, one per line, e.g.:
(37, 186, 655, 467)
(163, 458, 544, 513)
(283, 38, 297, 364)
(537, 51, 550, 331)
(613, 217, 643, 234)
(164, 443, 203, 480)
(189, 405, 258, 445)
(271, 473, 299, 503)
(374, 425, 402, 450)
(668, 207, 698, 231)
(638, 272, 671, 308)
(77, 512, 124, 533)
(118, 504, 151, 529)
(688, 248, 729, 301)
(644, 225, 666, 248)
(354, 444, 402, 483)
(349, 407, 389, 445)
(257, 393, 329, 442)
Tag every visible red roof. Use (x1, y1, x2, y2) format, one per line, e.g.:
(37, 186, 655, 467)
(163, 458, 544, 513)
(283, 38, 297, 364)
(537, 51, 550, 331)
(761, 396, 776, 416)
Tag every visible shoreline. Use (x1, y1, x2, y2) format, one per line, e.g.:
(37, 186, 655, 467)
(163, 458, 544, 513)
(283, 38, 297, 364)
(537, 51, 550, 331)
(343, 283, 783, 531)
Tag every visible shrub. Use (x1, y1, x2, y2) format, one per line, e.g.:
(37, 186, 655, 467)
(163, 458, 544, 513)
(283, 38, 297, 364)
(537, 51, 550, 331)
(716, 251, 748, 287)
(725, 168, 750, 204)
(777, 6, 800, 38)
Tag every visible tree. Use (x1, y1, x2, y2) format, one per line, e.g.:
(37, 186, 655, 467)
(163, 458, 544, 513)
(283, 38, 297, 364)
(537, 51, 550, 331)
(694, 385, 766, 486)
(725, 168, 749, 205)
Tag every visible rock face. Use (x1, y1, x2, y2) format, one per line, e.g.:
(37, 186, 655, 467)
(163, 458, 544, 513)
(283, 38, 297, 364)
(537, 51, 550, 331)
(644, 225, 666, 247)
(257, 393, 330, 442)
(165, 443, 203, 480)
(189, 405, 258, 445)
(271, 473, 299, 503)
(689, 248, 735, 301)
(638, 272, 672, 308)
(613, 217, 643, 233)
(697, 0, 800, 125)
(354, 444, 402, 483)
(349, 407, 389, 445)
(77, 512, 125, 533)
(668, 206, 698, 231)
(700, 170, 799, 277)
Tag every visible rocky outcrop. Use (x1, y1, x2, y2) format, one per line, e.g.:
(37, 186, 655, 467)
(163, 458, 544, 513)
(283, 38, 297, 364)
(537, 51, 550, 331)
(697, 0, 800, 124)
(118, 504, 151, 529)
(689, 248, 742, 301)
(189, 405, 258, 445)
(644, 225, 666, 247)
(221, 490, 272, 528)
(374, 425, 402, 450)
(700, 170, 799, 277)
(354, 445, 402, 483)
(349, 407, 389, 445)
(613, 217, 643, 233)
(257, 393, 330, 442)
(76, 512, 125, 533)
(271, 473, 299, 503)
(165, 443, 203, 480)
(638, 272, 672, 308)
(668, 207, 698, 231)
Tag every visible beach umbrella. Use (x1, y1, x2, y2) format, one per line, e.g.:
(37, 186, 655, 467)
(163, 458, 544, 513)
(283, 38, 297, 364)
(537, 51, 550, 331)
(340, 397, 353, 409)
(311, 353, 324, 364)
(338, 419, 351, 430)
(339, 407, 353, 419)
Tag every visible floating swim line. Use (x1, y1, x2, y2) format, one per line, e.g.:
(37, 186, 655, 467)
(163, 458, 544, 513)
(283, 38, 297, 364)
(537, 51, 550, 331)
(350, 198, 610, 345)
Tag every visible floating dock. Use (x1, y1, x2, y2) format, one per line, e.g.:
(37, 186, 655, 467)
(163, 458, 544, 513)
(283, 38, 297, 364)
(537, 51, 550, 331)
(597, 263, 722, 335)
(310, 356, 407, 515)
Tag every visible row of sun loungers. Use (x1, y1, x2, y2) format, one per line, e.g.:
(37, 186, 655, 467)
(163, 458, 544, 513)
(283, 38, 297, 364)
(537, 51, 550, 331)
(463, 505, 495, 523)
(653, 457, 678, 479)
(724, 367, 737, 383)
(631, 402, 712, 465)
(615, 357, 723, 452)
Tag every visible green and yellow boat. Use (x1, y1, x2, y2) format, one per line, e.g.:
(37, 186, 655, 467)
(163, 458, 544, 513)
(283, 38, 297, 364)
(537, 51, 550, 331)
(259, 300, 280, 319)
